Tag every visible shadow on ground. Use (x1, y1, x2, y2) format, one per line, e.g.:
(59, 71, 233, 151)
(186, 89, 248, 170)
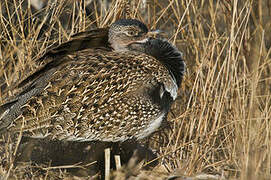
(11, 136, 158, 179)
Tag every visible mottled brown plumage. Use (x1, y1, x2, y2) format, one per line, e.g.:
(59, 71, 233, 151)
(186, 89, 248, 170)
(0, 19, 185, 142)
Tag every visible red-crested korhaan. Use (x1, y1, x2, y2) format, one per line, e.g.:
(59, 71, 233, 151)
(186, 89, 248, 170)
(0, 19, 185, 142)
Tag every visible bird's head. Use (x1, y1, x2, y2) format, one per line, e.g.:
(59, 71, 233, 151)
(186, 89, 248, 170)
(108, 19, 159, 51)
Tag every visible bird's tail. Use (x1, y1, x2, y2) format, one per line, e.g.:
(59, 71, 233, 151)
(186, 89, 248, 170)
(0, 100, 17, 133)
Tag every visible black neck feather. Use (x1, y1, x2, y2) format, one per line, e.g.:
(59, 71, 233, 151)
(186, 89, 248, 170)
(129, 38, 185, 86)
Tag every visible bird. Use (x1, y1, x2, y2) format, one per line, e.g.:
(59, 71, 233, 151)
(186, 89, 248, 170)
(0, 19, 185, 142)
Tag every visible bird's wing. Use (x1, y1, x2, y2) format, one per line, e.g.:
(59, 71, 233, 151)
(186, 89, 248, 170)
(0, 49, 177, 141)
(6, 28, 110, 99)
(37, 28, 110, 64)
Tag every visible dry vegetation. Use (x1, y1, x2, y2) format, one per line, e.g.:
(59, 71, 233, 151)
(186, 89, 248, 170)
(0, 0, 271, 179)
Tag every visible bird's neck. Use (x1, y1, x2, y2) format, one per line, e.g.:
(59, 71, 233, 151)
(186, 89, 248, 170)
(128, 39, 185, 86)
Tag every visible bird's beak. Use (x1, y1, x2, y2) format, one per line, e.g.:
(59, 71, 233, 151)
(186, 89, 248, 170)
(134, 30, 164, 44)
(146, 29, 164, 38)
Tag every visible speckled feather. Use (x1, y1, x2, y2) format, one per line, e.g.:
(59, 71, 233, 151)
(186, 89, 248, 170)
(4, 48, 176, 142)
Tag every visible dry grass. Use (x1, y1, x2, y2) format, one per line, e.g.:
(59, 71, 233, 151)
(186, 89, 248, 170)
(1, 0, 271, 179)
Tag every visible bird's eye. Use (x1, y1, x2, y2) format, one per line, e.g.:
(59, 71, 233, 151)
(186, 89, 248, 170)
(125, 30, 138, 36)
